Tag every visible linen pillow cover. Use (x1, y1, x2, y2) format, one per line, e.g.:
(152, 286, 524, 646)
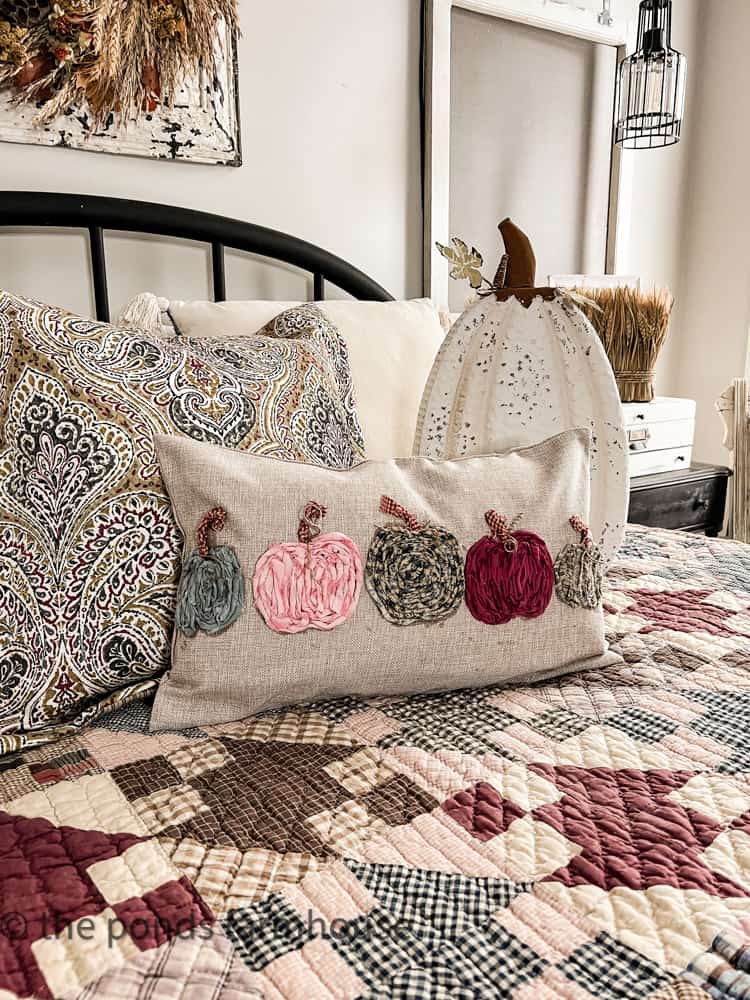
(151, 428, 620, 732)
(0, 292, 364, 752)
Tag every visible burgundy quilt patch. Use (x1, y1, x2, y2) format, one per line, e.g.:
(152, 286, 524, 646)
(443, 781, 526, 841)
(531, 765, 747, 897)
(1, 526, 750, 998)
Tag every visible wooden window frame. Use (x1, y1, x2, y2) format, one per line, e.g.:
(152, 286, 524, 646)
(423, 0, 634, 303)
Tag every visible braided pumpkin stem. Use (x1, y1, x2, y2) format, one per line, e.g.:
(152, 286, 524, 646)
(570, 515, 593, 548)
(298, 501, 327, 543)
(380, 495, 425, 532)
(196, 507, 227, 558)
(485, 510, 523, 553)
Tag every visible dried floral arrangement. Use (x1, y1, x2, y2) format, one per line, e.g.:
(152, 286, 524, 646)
(0, 0, 238, 125)
(573, 286, 674, 403)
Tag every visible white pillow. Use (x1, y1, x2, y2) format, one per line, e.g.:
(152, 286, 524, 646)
(166, 298, 446, 460)
(169, 299, 300, 337)
(439, 309, 462, 334)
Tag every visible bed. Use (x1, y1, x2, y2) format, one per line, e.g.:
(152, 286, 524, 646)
(1, 196, 749, 1000)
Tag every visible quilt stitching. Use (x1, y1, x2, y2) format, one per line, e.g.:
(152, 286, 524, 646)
(1, 527, 750, 998)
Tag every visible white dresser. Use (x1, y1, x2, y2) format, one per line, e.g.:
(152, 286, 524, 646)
(622, 397, 696, 479)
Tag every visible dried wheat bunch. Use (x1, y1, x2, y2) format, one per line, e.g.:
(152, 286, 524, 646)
(574, 285, 674, 403)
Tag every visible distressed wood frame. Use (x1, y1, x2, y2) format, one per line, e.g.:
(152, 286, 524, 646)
(423, 0, 634, 303)
(0, 20, 241, 166)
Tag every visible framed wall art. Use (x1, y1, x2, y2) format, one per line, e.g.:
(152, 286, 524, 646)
(0, 2, 241, 166)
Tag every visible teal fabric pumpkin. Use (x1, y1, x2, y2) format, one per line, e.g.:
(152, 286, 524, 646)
(175, 506, 245, 637)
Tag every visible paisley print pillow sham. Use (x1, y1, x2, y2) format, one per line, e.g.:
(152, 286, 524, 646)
(0, 291, 364, 752)
(151, 428, 620, 733)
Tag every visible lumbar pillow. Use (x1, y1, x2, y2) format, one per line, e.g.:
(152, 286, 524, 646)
(0, 292, 364, 751)
(165, 297, 446, 460)
(150, 427, 619, 732)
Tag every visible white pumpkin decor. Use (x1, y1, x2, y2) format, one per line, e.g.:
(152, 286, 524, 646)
(416, 220, 628, 567)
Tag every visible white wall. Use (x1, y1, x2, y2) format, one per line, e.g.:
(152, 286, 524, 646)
(0, 0, 423, 316)
(657, 0, 750, 464)
(616, 0, 750, 467)
(616, 0, 699, 395)
(1, 0, 725, 464)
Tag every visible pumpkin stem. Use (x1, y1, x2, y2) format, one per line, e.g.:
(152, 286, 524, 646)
(570, 515, 593, 548)
(196, 507, 227, 558)
(298, 501, 327, 543)
(380, 495, 425, 532)
(485, 510, 522, 553)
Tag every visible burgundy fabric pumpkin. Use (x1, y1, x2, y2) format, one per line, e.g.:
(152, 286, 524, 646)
(465, 511, 554, 625)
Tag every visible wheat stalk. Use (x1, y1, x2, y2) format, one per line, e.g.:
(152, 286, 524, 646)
(574, 286, 674, 403)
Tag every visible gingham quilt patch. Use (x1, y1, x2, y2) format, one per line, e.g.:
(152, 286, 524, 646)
(1, 527, 750, 998)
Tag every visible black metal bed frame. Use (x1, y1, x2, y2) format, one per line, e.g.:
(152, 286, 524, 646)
(0, 191, 393, 321)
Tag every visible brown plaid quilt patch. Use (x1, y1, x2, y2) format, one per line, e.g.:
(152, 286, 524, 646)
(1, 528, 750, 998)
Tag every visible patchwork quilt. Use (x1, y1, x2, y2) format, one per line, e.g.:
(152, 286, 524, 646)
(2, 526, 750, 999)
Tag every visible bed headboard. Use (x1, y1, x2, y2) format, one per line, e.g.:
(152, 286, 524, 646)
(0, 191, 394, 323)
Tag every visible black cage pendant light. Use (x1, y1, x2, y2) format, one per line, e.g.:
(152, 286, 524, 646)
(615, 0, 687, 149)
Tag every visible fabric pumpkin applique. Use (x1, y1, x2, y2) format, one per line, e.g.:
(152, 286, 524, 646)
(176, 507, 246, 638)
(465, 511, 554, 625)
(554, 515, 604, 609)
(253, 502, 363, 634)
(365, 496, 465, 626)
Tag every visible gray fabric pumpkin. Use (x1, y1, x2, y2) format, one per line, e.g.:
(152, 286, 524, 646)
(175, 507, 245, 637)
(365, 495, 464, 626)
(554, 516, 603, 610)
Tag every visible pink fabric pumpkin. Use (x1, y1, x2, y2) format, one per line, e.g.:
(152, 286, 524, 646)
(465, 511, 554, 625)
(253, 501, 363, 634)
